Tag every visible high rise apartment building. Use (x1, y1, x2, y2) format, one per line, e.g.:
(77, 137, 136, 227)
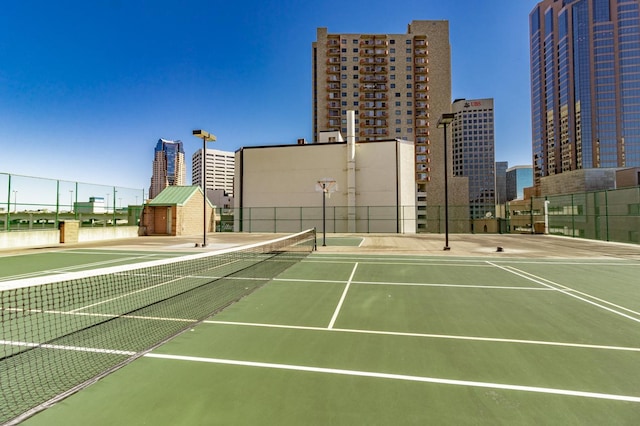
(192, 148, 235, 197)
(451, 98, 496, 219)
(149, 139, 185, 199)
(530, 0, 640, 186)
(313, 21, 468, 232)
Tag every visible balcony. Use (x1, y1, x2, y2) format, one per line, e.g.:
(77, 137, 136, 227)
(327, 58, 341, 64)
(326, 93, 341, 100)
(326, 75, 340, 82)
(415, 66, 428, 74)
(361, 83, 386, 91)
(414, 49, 428, 56)
(361, 66, 387, 74)
(327, 48, 341, 56)
(360, 57, 387, 65)
(360, 93, 388, 101)
(361, 119, 388, 127)
(327, 38, 340, 46)
(360, 110, 388, 118)
(327, 83, 340, 90)
(360, 75, 387, 83)
(360, 129, 389, 136)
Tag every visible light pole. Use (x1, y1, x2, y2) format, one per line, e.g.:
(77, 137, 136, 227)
(69, 190, 74, 213)
(193, 129, 216, 247)
(12, 190, 17, 213)
(437, 113, 455, 251)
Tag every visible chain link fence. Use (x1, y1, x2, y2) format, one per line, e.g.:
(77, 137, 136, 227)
(0, 173, 145, 232)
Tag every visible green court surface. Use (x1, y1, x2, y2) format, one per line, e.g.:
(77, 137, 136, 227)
(4, 248, 640, 425)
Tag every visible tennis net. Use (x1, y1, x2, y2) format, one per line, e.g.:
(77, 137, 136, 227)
(0, 229, 316, 425)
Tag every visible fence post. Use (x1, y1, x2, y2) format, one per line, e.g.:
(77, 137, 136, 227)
(6, 174, 11, 231)
(571, 193, 575, 238)
(605, 189, 610, 242)
(55, 180, 60, 229)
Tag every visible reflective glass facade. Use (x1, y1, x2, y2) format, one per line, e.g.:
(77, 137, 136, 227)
(530, 0, 640, 185)
(150, 139, 186, 199)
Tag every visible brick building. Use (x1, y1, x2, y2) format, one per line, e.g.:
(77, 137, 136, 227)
(140, 186, 215, 236)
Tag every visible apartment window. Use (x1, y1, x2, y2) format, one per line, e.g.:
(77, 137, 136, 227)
(342, 101, 347, 106)
(395, 93, 401, 97)
(406, 75, 412, 80)
(390, 57, 396, 62)
(406, 66, 412, 71)
(390, 39, 395, 44)
(353, 39, 358, 44)
(396, 128, 401, 133)
(341, 57, 346, 62)
(353, 75, 358, 79)
(390, 48, 396, 53)
(341, 48, 347, 53)
(395, 101, 401, 106)
(406, 92, 412, 97)
(406, 48, 412, 53)
(390, 83, 396, 88)
(390, 75, 396, 80)
(342, 92, 347, 97)
(353, 48, 358, 53)
(341, 39, 346, 44)
(406, 83, 412, 88)
(406, 40, 411, 44)
(390, 66, 396, 71)
(353, 57, 358, 62)
(396, 119, 401, 124)
(353, 66, 358, 71)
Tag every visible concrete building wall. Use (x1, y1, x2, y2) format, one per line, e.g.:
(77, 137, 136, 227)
(235, 140, 416, 233)
(540, 168, 619, 195)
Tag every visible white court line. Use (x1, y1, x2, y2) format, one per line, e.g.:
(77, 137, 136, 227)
(305, 256, 638, 267)
(1, 340, 135, 356)
(487, 262, 640, 324)
(274, 276, 555, 291)
(328, 263, 358, 329)
(145, 352, 640, 403)
(205, 320, 640, 353)
(0, 253, 161, 282)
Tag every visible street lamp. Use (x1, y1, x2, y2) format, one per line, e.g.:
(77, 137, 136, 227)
(437, 112, 455, 251)
(193, 129, 217, 247)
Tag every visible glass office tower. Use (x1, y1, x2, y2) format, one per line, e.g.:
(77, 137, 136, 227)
(530, 0, 640, 185)
(149, 139, 186, 199)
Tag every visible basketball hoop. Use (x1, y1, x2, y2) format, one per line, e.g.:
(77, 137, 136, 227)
(315, 178, 338, 198)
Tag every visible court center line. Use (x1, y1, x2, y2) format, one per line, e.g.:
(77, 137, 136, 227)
(328, 263, 358, 329)
(145, 352, 640, 403)
(487, 261, 640, 324)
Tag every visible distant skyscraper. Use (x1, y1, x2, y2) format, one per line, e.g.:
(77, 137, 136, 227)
(495, 161, 508, 205)
(192, 148, 235, 197)
(506, 165, 534, 201)
(313, 21, 469, 232)
(149, 139, 185, 199)
(530, 0, 640, 186)
(451, 98, 496, 219)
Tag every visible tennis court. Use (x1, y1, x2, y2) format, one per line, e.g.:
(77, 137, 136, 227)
(2, 233, 640, 425)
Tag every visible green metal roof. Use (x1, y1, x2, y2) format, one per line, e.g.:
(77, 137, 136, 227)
(148, 186, 213, 207)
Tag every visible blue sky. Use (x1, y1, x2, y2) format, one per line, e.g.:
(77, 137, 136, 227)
(1, 0, 539, 192)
